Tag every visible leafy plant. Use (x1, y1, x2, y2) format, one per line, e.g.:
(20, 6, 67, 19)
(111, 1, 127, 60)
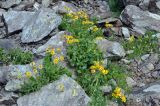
(21, 53, 71, 95)
(123, 31, 159, 59)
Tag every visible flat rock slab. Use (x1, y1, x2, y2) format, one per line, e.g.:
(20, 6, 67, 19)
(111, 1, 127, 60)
(3, 11, 35, 34)
(17, 75, 90, 106)
(121, 5, 160, 33)
(0, 39, 21, 51)
(21, 8, 62, 43)
(0, 0, 21, 9)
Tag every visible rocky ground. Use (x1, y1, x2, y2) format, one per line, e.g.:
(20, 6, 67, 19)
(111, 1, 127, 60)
(0, 0, 160, 106)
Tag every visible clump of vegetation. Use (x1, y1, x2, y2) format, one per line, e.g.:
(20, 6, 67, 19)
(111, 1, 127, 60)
(60, 10, 128, 105)
(123, 31, 159, 59)
(0, 48, 33, 65)
(21, 48, 71, 95)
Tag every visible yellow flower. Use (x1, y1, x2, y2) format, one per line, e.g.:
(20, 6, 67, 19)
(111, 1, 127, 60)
(98, 66, 104, 71)
(129, 35, 135, 43)
(92, 26, 99, 32)
(90, 65, 96, 70)
(82, 20, 94, 25)
(95, 37, 104, 40)
(102, 69, 109, 75)
(105, 23, 113, 28)
(121, 95, 126, 102)
(25, 71, 32, 78)
(30, 62, 36, 66)
(114, 87, 121, 93)
(50, 48, 55, 55)
(33, 69, 38, 74)
(60, 56, 64, 61)
(64, 6, 71, 11)
(57, 48, 61, 52)
(91, 70, 96, 73)
(53, 57, 59, 64)
(38, 64, 43, 69)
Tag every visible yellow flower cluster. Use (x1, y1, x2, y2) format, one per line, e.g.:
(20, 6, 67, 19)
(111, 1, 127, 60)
(53, 56, 64, 64)
(112, 87, 126, 103)
(82, 20, 94, 25)
(64, 35, 80, 44)
(105, 21, 113, 28)
(30, 62, 43, 75)
(129, 35, 135, 43)
(91, 26, 99, 32)
(90, 61, 109, 75)
(25, 71, 32, 78)
(67, 10, 89, 21)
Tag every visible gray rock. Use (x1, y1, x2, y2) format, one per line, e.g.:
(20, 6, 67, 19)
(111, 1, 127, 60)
(126, 77, 137, 87)
(0, 39, 20, 51)
(152, 33, 160, 39)
(0, 88, 18, 105)
(42, 0, 51, 7)
(127, 81, 160, 106)
(121, 5, 160, 33)
(111, 27, 122, 36)
(52, 1, 78, 14)
(0, 28, 6, 38)
(0, 9, 6, 16)
(33, 31, 68, 56)
(141, 54, 150, 61)
(17, 75, 90, 106)
(156, 1, 160, 10)
(3, 11, 35, 34)
(139, 0, 150, 10)
(21, 8, 62, 43)
(0, 0, 21, 9)
(122, 27, 130, 38)
(95, 39, 126, 59)
(107, 100, 118, 106)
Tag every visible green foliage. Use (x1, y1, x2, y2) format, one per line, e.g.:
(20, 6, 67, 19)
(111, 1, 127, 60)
(0, 48, 33, 65)
(123, 32, 159, 59)
(21, 54, 71, 95)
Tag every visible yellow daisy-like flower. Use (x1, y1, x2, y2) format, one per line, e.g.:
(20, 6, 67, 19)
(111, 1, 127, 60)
(53, 57, 59, 64)
(33, 69, 38, 74)
(90, 65, 96, 70)
(38, 64, 43, 69)
(60, 56, 64, 61)
(120, 95, 126, 102)
(105, 23, 113, 28)
(50, 48, 55, 56)
(92, 26, 99, 32)
(114, 87, 121, 93)
(129, 35, 135, 43)
(25, 71, 32, 78)
(30, 62, 36, 66)
(91, 70, 96, 74)
(98, 66, 104, 71)
(102, 69, 109, 75)
(57, 48, 61, 52)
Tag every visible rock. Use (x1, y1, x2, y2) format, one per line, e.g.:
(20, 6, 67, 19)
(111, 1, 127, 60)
(17, 75, 90, 106)
(0, 88, 18, 105)
(52, 1, 78, 14)
(139, 0, 150, 10)
(0, 39, 21, 51)
(156, 1, 160, 10)
(42, 0, 51, 7)
(127, 81, 160, 106)
(0, 9, 6, 16)
(126, 77, 137, 87)
(95, 39, 126, 59)
(121, 5, 160, 33)
(3, 11, 35, 34)
(143, 84, 160, 93)
(121, 59, 131, 64)
(0, 28, 6, 38)
(107, 101, 118, 106)
(111, 27, 122, 36)
(0, 0, 22, 9)
(100, 85, 112, 94)
(141, 54, 150, 61)
(122, 27, 130, 38)
(21, 8, 61, 43)
(33, 31, 68, 56)
(152, 33, 160, 39)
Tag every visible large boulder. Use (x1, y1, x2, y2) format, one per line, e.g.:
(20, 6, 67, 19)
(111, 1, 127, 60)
(0, 0, 22, 9)
(21, 8, 61, 43)
(95, 39, 126, 59)
(17, 75, 90, 106)
(3, 11, 35, 34)
(120, 5, 160, 33)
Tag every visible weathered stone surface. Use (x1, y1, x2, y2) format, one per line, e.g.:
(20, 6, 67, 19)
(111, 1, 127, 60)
(127, 81, 160, 106)
(122, 27, 130, 38)
(42, 0, 51, 7)
(121, 5, 160, 33)
(17, 75, 90, 106)
(3, 11, 35, 34)
(21, 8, 62, 43)
(0, 39, 20, 51)
(96, 39, 126, 59)
(33, 31, 68, 56)
(52, 1, 78, 14)
(100, 85, 112, 94)
(0, 9, 6, 16)
(126, 77, 137, 87)
(156, 1, 160, 10)
(0, 0, 21, 9)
